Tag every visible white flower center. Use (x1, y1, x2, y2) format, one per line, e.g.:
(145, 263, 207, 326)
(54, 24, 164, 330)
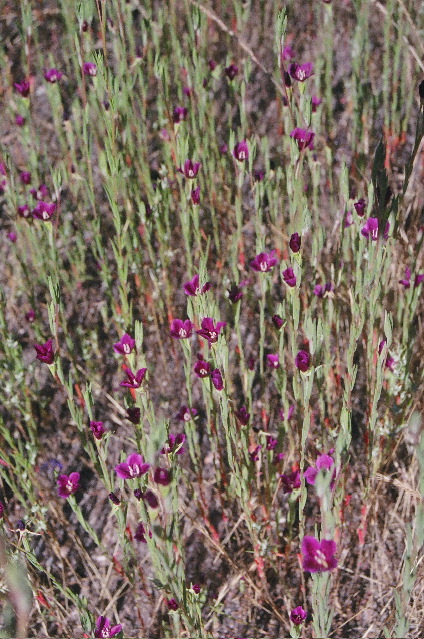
(188, 169, 194, 177)
(200, 368, 206, 375)
(179, 328, 186, 337)
(298, 70, 306, 80)
(260, 262, 267, 272)
(42, 211, 50, 220)
(239, 151, 245, 159)
(183, 412, 190, 421)
(209, 331, 217, 340)
(130, 464, 139, 477)
(314, 549, 328, 567)
(66, 481, 73, 492)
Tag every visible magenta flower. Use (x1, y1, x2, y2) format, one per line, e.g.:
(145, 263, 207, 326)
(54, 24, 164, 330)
(194, 359, 211, 378)
(119, 367, 147, 388)
(57, 472, 80, 498)
(211, 368, 224, 391)
(267, 353, 280, 369)
(25, 309, 36, 323)
(108, 492, 120, 505)
(280, 470, 301, 494)
(17, 205, 30, 218)
(0, 502, 4, 519)
(134, 521, 152, 543)
(302, 536, 337, 572)
(176, 406, 197, 422)
(361, 217, 379, 241)
(173, 106, 188, 123)
(295, 350, 310, 372)
(90, 421, 105, 440)
(281, 45, 295, 61)
(30, 184, 49, 200)
(304, 453, 334, 485)
(290, 128, 315, 151)
(399, 268, 411, 288)
(272, 314, 284, 330)
(249, 445, 262, 462)
(196, 317, 226, 344)
(113, 333, 136, 355)
(290, 606, 307, 625)
(44, 68, 63, 83)
(161, 433, 186, 455)
(7, 232, 17, 243)
(311, 96, 322, 112)
(14, 80, 30, 97)
(34, 339, 55, 364)
(154, 467, 172, 486)
(282, 267, 296, 287)
(83, 62, 97, 76)
(288, 62, 314, 82)
(15, 114, 26, 126)
(235, 406, 250, 426)
(126, 407, 141, 424)
(266, 435, 278, 450)
(134, 489, 159, 508)
(183, 86, 191, 96)
(20, 171, 31, 185)
(227, 279, 248, 303)
(233, 140, 249, 162)
(225, 63, 239, 80)
(179, 159, 201, 179)
(170, 319, 193, 339)
(115, 453, 150, 479)
(32, 201, 56, 221)
(250, 250, 278, 272)
(415, 274, 424, 287)
(354, 198, 366, 217)
(208, 59, 217, 71)
(94, 616, 122, 638)
(289, 232, 301, 253)
(183, 274, 210, 296)
(279, 405, 295, 421)
(344, 210, 353, 228)
(314, 282, 334, 298)
(191, 186, 200, 205)
(166, 598, 179, 611)
(378, 339, 395, 371)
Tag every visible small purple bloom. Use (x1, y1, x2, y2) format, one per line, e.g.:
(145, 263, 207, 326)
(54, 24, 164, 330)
(282, 267, 296, 287)
(141, 489, 159, 508)
(44, 68, 63, 83)
(235, 406, 250, 426)
(295, 350, 311, 373)
(183, 274, 210, 296)
(191, 186, 200, 205)
(119, 367, 147, 389)
(290, 606, 307, 625)
(211, 368, 224, 391)
(233, 140, 249, 162)
(108, 492, 120, 505)
(399, 268, 411, 288)
(7, 232, 17, 243)
(183, 86, 191, 96)
(17, 205, 30, 218)
(34, 339, 55, 365)
(134, 521, 152, 543)
(179, 159, 201, 179)
(173, 106, 188, 123)
(14, 80, 30, 97)
(192, 584, 201, 594)
(266, 435, 278, 450)
(314, 282, 334, 298)
(225, 64, 239, 80)
(170, 318, 194, 339)
(301, 536, 338, 572)
(311, 96, 322, 112)
(304, 453, 334, 486)
(288, 62, 314, 82)
(20, 171, 31, 185)
(267, 353, 280, 369)
(279, 405, 295, 421)
(57, 472, 80, 499)
(414, 274, 424, 287)
(90, 421, 105, 440)
(344, 210, 354, 228)
(272, 314, 284, 330)
(354, 198, 366, 217)
(94, 616, 122, 638)
(162, 433, 186, 455)
(227, 279, 248, 303)
(115, 453, 150, 479)
(126, 407, 141, 424)
(290, 128, 315, 151)
(83, 62, 97, 76)
(30, 184, 49, 200)
(219, 143, 228, 154)
(196, 317, 226, 344)
(249, 445, 262, 462)
(113, 333, 136, 355)
(167, 598, 179, 611)
(194, 359, 211, 378)
(32, 201, 56, 221)
(281, 45, 295, 61)
(25, 309, 36, 323)
(176, 406, 197, 422)
(254, 169, 265, 181)
(361, 217, 379, 241)
(15, 114, 26, 126)
(154, 467, 172, 486)
(0, 502, 4, 519)
(250, 250, 278, 273)
(289, 232, 301, 253)
(280, 470, 301, 494)
(208, 59, 217, 71)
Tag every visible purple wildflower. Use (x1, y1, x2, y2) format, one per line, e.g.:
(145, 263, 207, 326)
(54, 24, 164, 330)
(194, 359, 211, 378)
(281, 45, 295, 61)
(183, 86, 191, 96)
(32, 201, 56, 221)
(113, 333, 136, 355)
(119, 367, 147, 389)
(173, 106, 188, 123)
(44, 68, 63, 83)
(175, 406, 197, 422)
(20, 171, 31, 185)
(267, 353, 280, 369)
(254, 169, 265, 181)
(249, 445, 262, 462)
(233, 140, 249, 162)
(115, 453, 150, 479)
(354, 198, 366, 217)
(7, 232, 17, 243)
(161, 433, 186, 455)
(192, 584, 201, 594)
(183, 274, 210, 296)
(154, 467, 172, 486)
(301, 536, 338, 572)
(15, 114, 26, 126)
(34, 339, 55, 365)
(196, 317, 226, 344)
(378, 339, 395, 371)
(17, 205, 30, 218)
(90, 421, 105, 440)
(208, 59, 217, 71)
(280, 470, 301, 494)
(272, 314, 284, 330)
(191, 186, 200, 205)
(290, 606, 307, 625)
(108, 492, 120, 505)
(30, 184, 49, 200)
(211, 369, 224, 391)
(415, 274, 424, 287)
(304, 453, 334, 485)
(361, 217, 379, 241)
(126, 407, 141, 424)
(14, 80, 30, 97)
(266, 435, 278, 450)
(282, 267, 296, 287)
(94, 616, 122, 638)
(167, 598, 179, 611)
(83, 62, 97, 76)
(314, 282, 334, 298)
(399, 268, 411, 288)
(137, 489, 159, 509)
(295, 350, 311, 372)
(290, 128, 315, 151)
(57, 472, 80, 499)
(279, 405, 295, 421)
(235, 406, 250, 426)
(250, 250, 278, 273)
(179, 159, 201, 179)
(311, 96, 322, 112)
(289, 232, 301, 253)
(225, 64, 239, 80)
(0, 502, 4, 519)
(288, 62, 314, 82)
(25, 309, 36, 323)
(344, 210, 353, 228)
(134, 522, 152, 543)
(227, 279, 248, 303)
(170, 318, 194, 339)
